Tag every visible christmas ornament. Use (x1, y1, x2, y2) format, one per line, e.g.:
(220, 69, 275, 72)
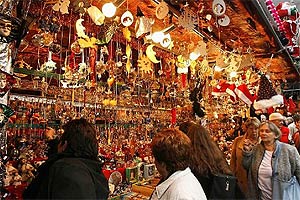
(156, 1, 169, 20)
(160, 33, 171, 48)
(0, 42, 12, 74)
(137, 54, 153, 74)
(146, 45, 160, 63)
(72, 0, 90, 14)
(212, 0, 226, 16)
(0, 103, 14, 128)
(135, 16, 154, 38)
(178, 7, 198, 31)
(122, 27, 131, 42)
(53, 0, 70, 14)
(0, 70, 15, 97)
(76, 18, 88, 39)
(253, 74, 283, 110)
(40, 51, 56, 72)
(78, 37, 97, 48)
(125, 44, 131, 73)
(87, 6, 105, 26)
(217, 14, 230, 26)
(121, 11, 134, 27)
(234, 84, 254, 106)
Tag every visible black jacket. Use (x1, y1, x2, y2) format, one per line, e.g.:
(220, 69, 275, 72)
(23, 153, 109, 199)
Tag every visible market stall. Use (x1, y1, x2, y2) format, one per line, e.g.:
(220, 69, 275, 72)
(0, 0, 299, 199)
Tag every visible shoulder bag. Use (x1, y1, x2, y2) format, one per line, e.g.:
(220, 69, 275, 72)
(272, 144, 300, 200)
(209, 174, 238, 199)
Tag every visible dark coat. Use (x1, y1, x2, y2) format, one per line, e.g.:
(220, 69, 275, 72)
(23, 153, 109, 199)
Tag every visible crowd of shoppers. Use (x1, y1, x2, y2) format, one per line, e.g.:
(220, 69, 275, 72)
(21, 112, 300, 200)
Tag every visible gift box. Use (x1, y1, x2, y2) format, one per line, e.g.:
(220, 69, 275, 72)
(125, 166, 138, 183)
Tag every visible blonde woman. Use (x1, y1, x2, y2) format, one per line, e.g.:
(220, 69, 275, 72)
(230, 117, 260, 196)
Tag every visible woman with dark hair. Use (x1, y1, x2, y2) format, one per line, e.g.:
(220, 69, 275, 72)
(23, 118, 109, 199)
(243, 121, 300, 199)
(150, 128, 207, 200)
(179, 122, 232, 198)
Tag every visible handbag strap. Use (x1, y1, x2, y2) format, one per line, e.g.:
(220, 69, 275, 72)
(272, 142, 282, 177)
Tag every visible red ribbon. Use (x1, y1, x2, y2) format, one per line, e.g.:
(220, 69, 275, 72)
(171, 108, 176, 126)
(181, 73, 187, 88)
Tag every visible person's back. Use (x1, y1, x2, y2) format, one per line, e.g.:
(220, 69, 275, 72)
(153, 167, 205, 200)
(179, 122, 235, 199)
(48, 157, 108, 199)
(23, 118, 109, 199)
(150, 128, 207, 200)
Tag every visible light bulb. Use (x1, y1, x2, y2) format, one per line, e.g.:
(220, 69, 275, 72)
(152, 31, 164, 43)
(102, 2, 116, 18)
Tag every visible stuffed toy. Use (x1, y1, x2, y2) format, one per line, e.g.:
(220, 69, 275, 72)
(275, 2, 300, 58)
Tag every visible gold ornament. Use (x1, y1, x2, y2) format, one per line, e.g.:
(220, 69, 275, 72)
(123, 27, 131, 42)
(146, 45, 160, 63)
(78, 37, 97, 48)
(138, 54, 153, 74)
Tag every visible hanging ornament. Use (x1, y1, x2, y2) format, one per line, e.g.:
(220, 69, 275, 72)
(217, 14, 230, 26)
(212, 0, 226, 16)
(31, 34, 44, 47)
(0, 43, 12, 74)
(0, 18, 11, 38)
(72, 0, 90, 14)
(41, 32, 54, 46)
(0, 70, 15, 97)
(13, 60, 31, 78)
(125, 44, 131, 73)
(49, 43, 61, 54)
(53, 0, 70, 14)
(89, 46, 97, 86)
(160, 33, 171, 48)
(71, 41, 81, 54)
(176, 55, 189, 88)
(40, 51, 56, 72)
(146, 45, 160, 63)
(78, 36, 97, 48)
(135, 8, 154, 38)
(87, 6, 105, 26)
(121, 10, 134, 27)
(156, 1, 169, 20)
(176, 55, 190, 68)
(76, 19, 88, 39)
(122, 27, 131, 42)
(137, 54, 153, 74)
(0, 103, 14, 128)
(178, 7, 198, 31)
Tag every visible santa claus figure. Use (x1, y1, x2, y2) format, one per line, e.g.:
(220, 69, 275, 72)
(276, 2, 300, 58)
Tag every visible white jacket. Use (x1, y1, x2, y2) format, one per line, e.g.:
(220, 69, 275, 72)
(150, 167, 207, 200)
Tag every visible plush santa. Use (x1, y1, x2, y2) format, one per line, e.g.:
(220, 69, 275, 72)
(276, 2, 300, 58)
